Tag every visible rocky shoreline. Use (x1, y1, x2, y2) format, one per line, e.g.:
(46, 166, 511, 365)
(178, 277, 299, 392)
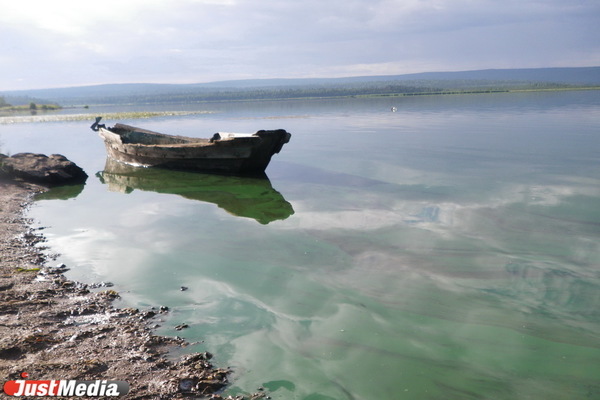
(0, 164, 263, 398)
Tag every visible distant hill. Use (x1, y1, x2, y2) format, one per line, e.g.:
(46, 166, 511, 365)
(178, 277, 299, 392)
(2, 67, 599, 106)
(199, 67, 600, 87)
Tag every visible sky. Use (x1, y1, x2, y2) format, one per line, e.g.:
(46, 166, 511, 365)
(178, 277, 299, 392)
(1, 0, 599, 91)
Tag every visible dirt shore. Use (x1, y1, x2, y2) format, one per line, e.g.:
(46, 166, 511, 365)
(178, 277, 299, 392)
(0, 179, 250, 399)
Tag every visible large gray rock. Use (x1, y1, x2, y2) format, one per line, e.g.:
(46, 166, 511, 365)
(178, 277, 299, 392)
(0, 153, 88, 185)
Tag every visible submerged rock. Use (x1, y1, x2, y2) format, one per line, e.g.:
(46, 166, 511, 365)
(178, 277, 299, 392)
(174, 323, 189, 331)
(0, 153, 87, 186)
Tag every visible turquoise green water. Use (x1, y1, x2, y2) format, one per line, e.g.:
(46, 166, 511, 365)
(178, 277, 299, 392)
(2, 92, 599, 399)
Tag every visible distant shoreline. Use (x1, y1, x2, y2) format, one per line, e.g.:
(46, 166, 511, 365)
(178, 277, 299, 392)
(1, 85, 598, 114)
(0, 104, 61, 112)
(337, 85, 600, 99)
(3, 66, 598, 107)
(84, 85, 599, 106)
(72, 85, 600, 106)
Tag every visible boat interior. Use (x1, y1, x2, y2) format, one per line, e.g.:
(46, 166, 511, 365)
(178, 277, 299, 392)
(111, 123, 209, 145)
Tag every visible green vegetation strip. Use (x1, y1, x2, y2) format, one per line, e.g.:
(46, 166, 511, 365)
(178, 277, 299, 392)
(0, 104, 62, 111)
(0, 110, 213, 124)
(15, 267, 40, 272)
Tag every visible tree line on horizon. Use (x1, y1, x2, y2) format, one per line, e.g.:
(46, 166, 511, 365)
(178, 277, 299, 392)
(0, 95, 62, 111)
(55, 80, 579, 106)
(2, 79, 585, 107)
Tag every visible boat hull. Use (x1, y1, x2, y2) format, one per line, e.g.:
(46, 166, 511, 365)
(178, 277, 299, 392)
(97, 124, 291, 174)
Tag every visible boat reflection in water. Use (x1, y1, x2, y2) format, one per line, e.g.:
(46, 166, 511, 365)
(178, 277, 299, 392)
(96, 158, 294, 224)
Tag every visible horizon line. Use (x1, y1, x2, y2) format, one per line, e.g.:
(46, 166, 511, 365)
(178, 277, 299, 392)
(3, 65, 599, 93)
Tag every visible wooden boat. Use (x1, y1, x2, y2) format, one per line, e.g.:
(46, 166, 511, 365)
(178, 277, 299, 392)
(90, 117, 291, 174)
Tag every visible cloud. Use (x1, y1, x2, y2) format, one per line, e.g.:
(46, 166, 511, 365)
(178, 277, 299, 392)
(1, 0, 598, 89)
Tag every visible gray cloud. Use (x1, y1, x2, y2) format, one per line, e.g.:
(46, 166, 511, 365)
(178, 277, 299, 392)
(1, 0, 598, 90)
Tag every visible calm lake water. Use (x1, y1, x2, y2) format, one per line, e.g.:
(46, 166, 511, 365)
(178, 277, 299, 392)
(2, 91, 599, 399)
